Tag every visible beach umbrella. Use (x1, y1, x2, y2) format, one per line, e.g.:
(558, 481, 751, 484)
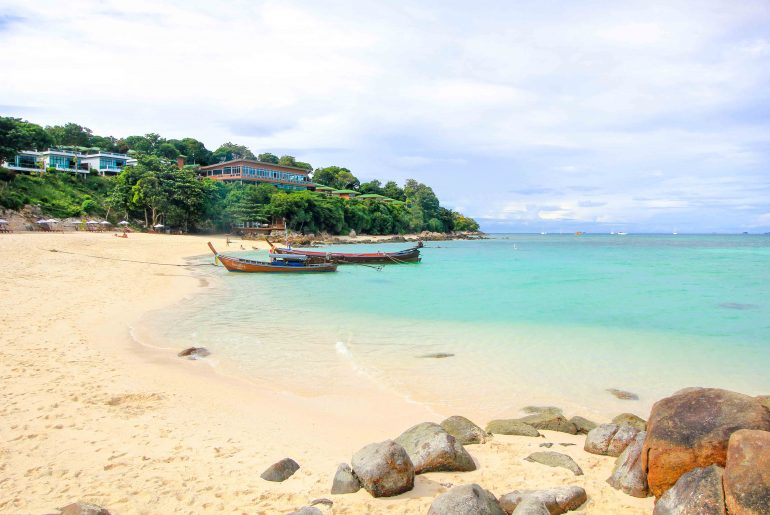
(86, 220, 98, 224)
(118, 220, 129, 225)
(153, 223, 165, 228)
(100, 221, 111, 225)
(36, 219, 48, 224)
(0, 219, 8, 224)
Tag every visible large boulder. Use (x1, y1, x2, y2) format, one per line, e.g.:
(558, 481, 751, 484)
(518, 413, 578, 434)
(524, 452, 583, 476)
(60, 503, 111, 515)
(652, 465, 726, 515)
(642, 388, 770, 497)
(511, 498, 550, 515)
(723, 429, 770, 515)
(486, 419, 542, 437)
(260, 458, 300, 482)
(427, 483, 506, 515)
(441, 415, 490, 445)
(330, 462, 360, 494)
(613, 413, 647, 432)
(500, 486, 587, 514)
(606, 431, 649, 497)
(569, 416, 597, 435)
(351, 440, 414, 497)
(394, 422, 476, 473)
(584, 423, 639, 457)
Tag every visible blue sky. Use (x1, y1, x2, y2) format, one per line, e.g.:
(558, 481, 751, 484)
(1, 0, 769, 232)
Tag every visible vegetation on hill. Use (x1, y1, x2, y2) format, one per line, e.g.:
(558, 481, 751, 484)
(0, 116, 479, 234)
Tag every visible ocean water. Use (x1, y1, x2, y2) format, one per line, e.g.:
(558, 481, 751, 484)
(143, 234, 770, 420)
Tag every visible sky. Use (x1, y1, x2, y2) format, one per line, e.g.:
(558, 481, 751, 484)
(1, 0, 770, 233)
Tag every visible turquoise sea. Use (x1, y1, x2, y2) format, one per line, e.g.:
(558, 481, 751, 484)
(143, 234, 770, 420)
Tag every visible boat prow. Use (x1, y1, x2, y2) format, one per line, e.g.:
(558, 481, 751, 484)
(208, 242, 337, 273)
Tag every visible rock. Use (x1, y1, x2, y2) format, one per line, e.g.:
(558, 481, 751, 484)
(756, 395, 770, 411)
(523, 406, 563, 416)
(177, 346, 210, 359)
(419, 353, 455, 358)
(642, 387, 770, 497)
(288, 508, 322, 515)
(310, 498, 333, 507)
(569, 416, 598, 435)
(500, 486, 588, 514)
(330, 463, 360, 494)
(613, 413, 647, 431)
(540, 443, 554, 448)
(486, 419, 541, 437)
(427, 483, 506, 515)
(584, 423, 640, 457)
(524, 452, 583, 476)
(607, 388, 640, 400)
(607, 431, 650, 497)
(519, 413, 578, 434)
(724, 429, 770, 515)
(394, 422, 475, 473)
(351, 440, 414, 497)
(653, 465, 726, 515)
(260, 458, 300, 482)
(441, 415, 490, 445)
(60, 503, 111, 515)
(511, 498, 551, 515)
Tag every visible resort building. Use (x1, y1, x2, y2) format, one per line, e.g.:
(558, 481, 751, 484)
(2, 148, 136, 176)
(330, 189, 359, 199)
(198, 159, 313, 190)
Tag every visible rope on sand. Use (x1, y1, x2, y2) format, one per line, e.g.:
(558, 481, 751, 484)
(45, 249, 216, 267)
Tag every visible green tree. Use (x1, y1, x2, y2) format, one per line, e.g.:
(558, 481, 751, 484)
(0, 117, 53, 163)
(213, 142, 256, 161)
(259, 152, 280, 164)
(359, 179, 384, 195)
(45, 123, 93, 147)
(382, 180, 406, 201)
(158, 142, 180, 159)
(313, 166, 359, 190)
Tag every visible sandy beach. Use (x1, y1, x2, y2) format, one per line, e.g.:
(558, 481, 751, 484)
(0, 232, 654, 514)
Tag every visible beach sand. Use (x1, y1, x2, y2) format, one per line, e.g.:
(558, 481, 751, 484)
(0, 232, 654, 514)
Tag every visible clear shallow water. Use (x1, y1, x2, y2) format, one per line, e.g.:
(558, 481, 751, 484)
(145, 235, 770, 420)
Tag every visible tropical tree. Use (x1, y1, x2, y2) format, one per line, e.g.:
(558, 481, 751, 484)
(0, 117, 53, 163)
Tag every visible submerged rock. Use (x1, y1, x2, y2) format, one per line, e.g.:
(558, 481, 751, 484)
(653, 465, 726, 515)
(177, 346, 211, 360)
(418, 353, 455, 358)
(427, 484, 506, 515)
(569, 416, 598, 435)
(394, 422, 475, 474)
(522, 406, 563, 416)
(723, 429, 770, 515)
(60, 503, 111, 515)
(500, 486, 587, 514)
(260, 458, 300, 482)
(351, 440, 414, 497)
(524, 452, 583, 476)
(441, 415, 490, 445)
(518, 413, 577, 434)
(330, 463, 360, 494)
(486, 419, 541, 437)
(642, 387, 770, 497)
(607, 431, 650, 498)
(612, 413, 647, 431)
(607, 388, 639, 400)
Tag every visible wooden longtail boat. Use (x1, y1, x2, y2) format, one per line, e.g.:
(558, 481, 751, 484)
(266, 240, 422, 264)
(208, 242, 337, 273)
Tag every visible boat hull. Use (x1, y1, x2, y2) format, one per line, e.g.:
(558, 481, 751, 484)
(274, 246, 421, 264)
(208, 242, 337, 273)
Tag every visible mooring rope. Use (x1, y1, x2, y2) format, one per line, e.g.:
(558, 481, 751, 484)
(45, 249, 216, 267)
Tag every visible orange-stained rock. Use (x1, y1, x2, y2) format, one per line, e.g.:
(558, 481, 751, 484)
(723, 429, 770, 515)
(642, 388, 770, 497)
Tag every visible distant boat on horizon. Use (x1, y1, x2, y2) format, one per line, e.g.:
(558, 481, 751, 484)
(617, 231, 627, 235)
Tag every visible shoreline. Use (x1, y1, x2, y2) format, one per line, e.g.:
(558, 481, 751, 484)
(0, 232, 653, 514)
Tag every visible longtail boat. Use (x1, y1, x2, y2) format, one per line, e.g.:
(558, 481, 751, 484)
(208, 242, 337, 273)
(266, 239, 422, 264)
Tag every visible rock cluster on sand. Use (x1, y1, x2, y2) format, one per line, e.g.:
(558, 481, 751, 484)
(486, 419, 541, 437)
(524, 452, 583, 476)
(427, 484, 506, 515)
(330, 463, 360, 494)
(642, 387, 770, 497)
(612, 413, 647, 431)
(441, 415, 490, 445)
(394, 422, 476, 473)
(606, 431, 649, 497)
(584, 423, 640, 457)
(499, 486, 587, 514)
(351, 440, 414, 497)
(260, 458, 300, 482)
(518, 413, 578, 434)
(569, 416, 598, 435)
(653, 465, 726, 515)
(60, 502, 111, 515)
(723, 429, 770, 515)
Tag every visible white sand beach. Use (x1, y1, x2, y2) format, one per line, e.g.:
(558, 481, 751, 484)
(0, 232, 654, 514)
